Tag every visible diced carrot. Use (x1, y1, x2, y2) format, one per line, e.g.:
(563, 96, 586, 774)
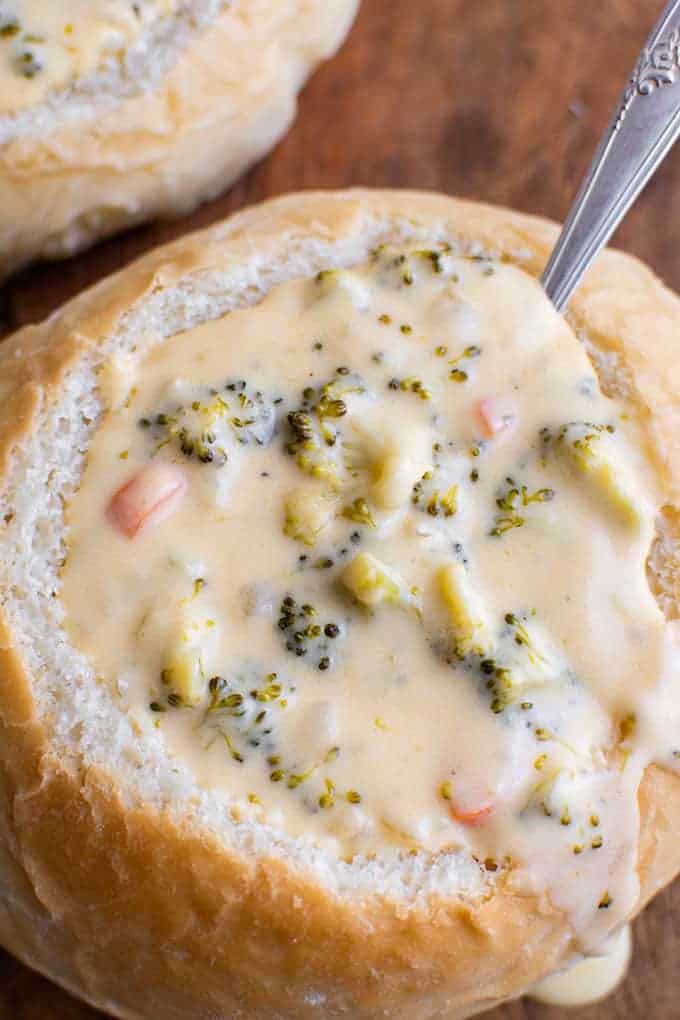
(475, 398, 515, 439)
(107, 463, 187, 538)
(450, 799, 495, 827)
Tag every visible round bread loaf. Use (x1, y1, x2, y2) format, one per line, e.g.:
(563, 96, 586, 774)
(0, 190, 678, 1019)
(0, 1, 359, 279)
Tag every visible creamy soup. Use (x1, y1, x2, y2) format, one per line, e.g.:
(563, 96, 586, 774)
(62, 247, 680, 957)
(530, 924, 632, 1006)
(0, 0, 178, 113)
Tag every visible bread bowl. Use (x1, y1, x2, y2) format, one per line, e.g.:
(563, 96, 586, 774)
(0, 1, 359, 279)
(0, 189, 678, 1019)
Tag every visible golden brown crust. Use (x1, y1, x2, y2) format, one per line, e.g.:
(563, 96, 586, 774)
(0, 1, 359, 279)
(0, 190, 677, 1019)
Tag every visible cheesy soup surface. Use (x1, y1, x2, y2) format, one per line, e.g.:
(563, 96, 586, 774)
(0, 0, 179, 113)
(62, 248, 680, 948)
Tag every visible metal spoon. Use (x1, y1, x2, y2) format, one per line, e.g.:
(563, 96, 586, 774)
(542, 0, 680, 312)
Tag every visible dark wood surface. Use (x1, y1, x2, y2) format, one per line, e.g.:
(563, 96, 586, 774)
(0, 1, 678, 1016)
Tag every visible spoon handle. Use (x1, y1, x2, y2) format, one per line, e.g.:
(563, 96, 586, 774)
(542, 0, 680, 312)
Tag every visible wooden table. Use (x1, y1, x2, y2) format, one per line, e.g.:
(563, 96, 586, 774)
(1, 1, 678, 1016)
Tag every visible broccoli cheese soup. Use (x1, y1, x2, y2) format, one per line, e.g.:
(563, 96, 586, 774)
(62, 246, 680, 957)
(0, 0, 179, 113)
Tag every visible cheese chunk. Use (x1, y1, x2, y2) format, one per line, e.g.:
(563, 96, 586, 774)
(283, 487, 336, 546)
(437, 562, 492, 657)
(557, 424, 642, 528)
(341, 552, 419, 612)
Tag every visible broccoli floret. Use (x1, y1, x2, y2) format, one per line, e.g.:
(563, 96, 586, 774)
(139, 379, 277, 465)
(199, 668, 294, 764)
(285, 371, 367, 486)
(412, 467, 459, 518)
(490, 476, 555, 537)
(277, 595, 345, 671)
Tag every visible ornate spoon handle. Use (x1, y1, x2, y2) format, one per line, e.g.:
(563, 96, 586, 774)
(542, 0, 680, 312)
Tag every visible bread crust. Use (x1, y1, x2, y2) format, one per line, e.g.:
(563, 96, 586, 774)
(0, 1, 359, 279)
(0, 190, 677, 1019)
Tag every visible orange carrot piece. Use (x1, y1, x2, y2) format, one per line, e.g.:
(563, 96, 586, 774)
(107, 463, 187, 538)
(475, 397, 515, 439)
(450, 799, 495, 827)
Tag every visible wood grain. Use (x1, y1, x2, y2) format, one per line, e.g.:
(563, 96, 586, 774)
(0, 1, 678, 1016)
